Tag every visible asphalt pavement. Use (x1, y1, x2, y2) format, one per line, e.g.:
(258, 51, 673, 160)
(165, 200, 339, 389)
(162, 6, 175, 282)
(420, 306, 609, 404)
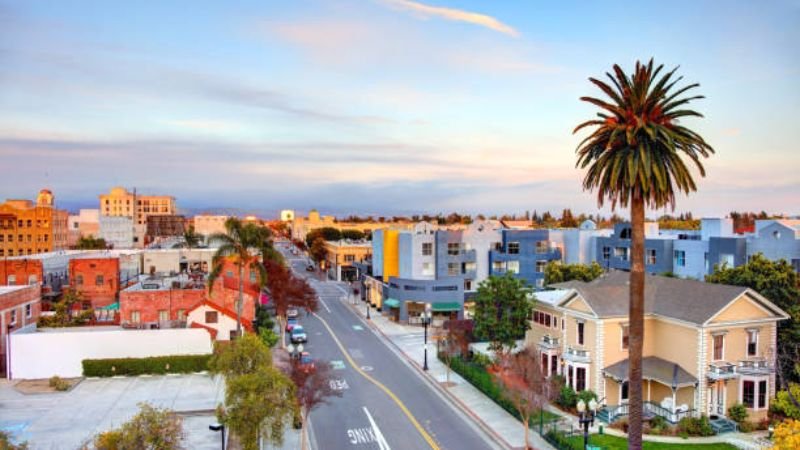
(277, 242, 500, 450)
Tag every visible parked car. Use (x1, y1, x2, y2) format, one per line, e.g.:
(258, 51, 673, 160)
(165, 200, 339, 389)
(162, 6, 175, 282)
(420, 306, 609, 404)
(298, 352, 315, 371)
(286, 317, 298, 332)
(287, 308, 299, 319)
(306, 264, 315, 272)
(290, 325, 307, 344)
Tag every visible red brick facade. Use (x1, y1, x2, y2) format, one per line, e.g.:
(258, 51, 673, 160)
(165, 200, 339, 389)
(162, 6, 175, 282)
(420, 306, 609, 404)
(69, 257, 120, 308)
(1, 285, 41, 376)
(0, 259, 44, 287)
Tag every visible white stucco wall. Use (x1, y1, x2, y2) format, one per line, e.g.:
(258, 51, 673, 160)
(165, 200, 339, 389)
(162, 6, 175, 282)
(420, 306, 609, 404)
(462, 220, 502, 286)
(673, 239, 709, 280)
(410, 222, 437, 280)
(9, 327, 212, 379)
(99, 216, 135, 249)
(187, 304, 239, 341)
(747, 222, 800, 266)
(141, 249, 215, 275)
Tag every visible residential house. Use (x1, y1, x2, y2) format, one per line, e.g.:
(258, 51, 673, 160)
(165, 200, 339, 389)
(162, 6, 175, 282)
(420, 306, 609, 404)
(527, 271, 788, 424)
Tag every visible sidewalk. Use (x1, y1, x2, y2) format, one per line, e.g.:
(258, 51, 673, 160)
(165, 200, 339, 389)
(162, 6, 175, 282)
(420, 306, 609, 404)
(340, 294, 555, 450)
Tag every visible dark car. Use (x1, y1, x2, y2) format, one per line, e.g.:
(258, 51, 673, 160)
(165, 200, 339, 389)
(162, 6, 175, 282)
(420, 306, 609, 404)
(306, 264, 315, 272)
(290, 325, 307, 344)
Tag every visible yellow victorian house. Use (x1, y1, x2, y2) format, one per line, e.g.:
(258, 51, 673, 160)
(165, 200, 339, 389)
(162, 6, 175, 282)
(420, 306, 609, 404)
(526, 271, 788, 429)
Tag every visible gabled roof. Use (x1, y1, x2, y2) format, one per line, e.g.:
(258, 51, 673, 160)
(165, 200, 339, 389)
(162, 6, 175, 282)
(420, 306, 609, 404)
(551, 271, 788, 325)
(604, 356, 697, 388)
(188, 300, 253, 332)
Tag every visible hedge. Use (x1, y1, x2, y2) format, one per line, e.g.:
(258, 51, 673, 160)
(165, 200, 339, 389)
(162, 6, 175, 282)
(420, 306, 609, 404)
(82, 354, 212, 377)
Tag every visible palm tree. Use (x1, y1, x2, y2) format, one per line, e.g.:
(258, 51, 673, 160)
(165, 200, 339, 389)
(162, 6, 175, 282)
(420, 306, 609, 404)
(574, 59, 713, 449)
(208, 218, 275, 337)
(182, 225, 202, 249)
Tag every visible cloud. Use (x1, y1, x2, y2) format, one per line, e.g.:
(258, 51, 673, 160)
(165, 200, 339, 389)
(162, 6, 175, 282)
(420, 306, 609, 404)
(379, 0, 519, 37)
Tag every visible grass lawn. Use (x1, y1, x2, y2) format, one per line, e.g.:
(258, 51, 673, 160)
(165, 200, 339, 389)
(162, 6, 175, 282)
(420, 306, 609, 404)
(567, 434, 738, 450)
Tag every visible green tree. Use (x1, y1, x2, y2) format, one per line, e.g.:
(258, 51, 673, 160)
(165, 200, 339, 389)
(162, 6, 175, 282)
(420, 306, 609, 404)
(339, 229, 365, 240)
(208, 218, 276, 337)
(706, 254, 800, 386)
(37, 289, 93, 327)
(774, 384, 800, 420)
(75, 235, 108, 250)
(544, 261, 604, 285)
(181, 225, 202, 249)
(574, 59, 714, 448)
(210, 334, 296, 450)
(93, 403, 184, 450)
(309, 237, 328, 266)
(473, 273, 534, 357)
(304, 227, 342, 247)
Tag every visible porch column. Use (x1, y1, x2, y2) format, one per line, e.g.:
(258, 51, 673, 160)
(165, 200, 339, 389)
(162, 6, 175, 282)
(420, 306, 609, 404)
(647, 380, 651, 402)
(671, 388, 677, 422)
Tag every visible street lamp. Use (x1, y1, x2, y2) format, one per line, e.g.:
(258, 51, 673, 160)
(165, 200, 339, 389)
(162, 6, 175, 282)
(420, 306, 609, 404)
(365, 284, 371, 320)
(209, 423, 225, 450)
(422, 303, 432, 371)
(576, 398, 598, 450)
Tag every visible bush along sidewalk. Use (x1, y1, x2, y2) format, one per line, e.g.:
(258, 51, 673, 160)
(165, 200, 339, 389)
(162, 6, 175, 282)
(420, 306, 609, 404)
(83, 354, 211, 377)
(439, 354, 559, 429)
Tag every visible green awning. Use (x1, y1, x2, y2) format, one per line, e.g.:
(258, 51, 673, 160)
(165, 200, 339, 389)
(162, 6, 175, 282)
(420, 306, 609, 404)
(99, 303, 120, 311)
(383, 299, 401, 308)
(431, 302, 461, 312)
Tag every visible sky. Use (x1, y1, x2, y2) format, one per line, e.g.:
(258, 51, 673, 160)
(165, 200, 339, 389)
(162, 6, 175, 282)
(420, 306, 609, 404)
(0, 0, 798, 218)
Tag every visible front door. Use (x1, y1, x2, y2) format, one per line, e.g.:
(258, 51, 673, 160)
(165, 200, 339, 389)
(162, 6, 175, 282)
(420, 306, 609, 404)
(708, 382, 725, 416)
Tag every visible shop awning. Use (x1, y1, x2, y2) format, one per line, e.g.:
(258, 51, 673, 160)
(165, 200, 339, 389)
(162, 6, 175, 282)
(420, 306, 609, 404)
(431, 302, 461, 312)
(99, 302, 120, 311)
(383, 299, 401, 308)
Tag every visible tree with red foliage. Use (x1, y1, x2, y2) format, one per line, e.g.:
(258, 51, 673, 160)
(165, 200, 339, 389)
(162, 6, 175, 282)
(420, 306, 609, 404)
(495, 349, 557, 450)
(438, 320, 473, 385)
(288, 359, 342, 450)
(264, 259, 318, 346)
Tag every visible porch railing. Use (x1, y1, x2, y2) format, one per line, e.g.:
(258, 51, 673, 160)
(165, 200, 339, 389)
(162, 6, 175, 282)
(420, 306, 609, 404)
(603, 402, 695, 424)
(738, 359, 772, 375)
(707, 363, 737, 380)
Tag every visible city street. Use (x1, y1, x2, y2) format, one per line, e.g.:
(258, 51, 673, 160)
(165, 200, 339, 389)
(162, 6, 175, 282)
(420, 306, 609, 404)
(277, 243, 500, 450)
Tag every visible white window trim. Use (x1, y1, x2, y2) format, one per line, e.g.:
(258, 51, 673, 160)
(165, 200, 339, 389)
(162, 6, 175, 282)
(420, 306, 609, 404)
(746, 328, 759, 357)
(739, 376, 769, 411)
(567, 362, 591, 392)
(10, 308, 17, 325)
(577, 321, 585, 346)
(712, 334, 725, 362)
(620, 323, 630, 351)
(619, 380, 630, 404)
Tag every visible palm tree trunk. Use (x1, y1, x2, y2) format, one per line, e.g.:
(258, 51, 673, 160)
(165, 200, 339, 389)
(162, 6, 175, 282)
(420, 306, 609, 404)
(237, 263, 243, 337)
(628, 194, 645, 449)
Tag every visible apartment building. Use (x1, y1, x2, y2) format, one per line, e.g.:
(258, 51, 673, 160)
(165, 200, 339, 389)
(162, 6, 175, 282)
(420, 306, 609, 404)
(526, 272, 788, 424)
(145, 215, 186, 244)
(0, 189, 69, 257)
(489, 228, 563, 289)
(747, 219, 800, 272)
(98, 186, 176, 226)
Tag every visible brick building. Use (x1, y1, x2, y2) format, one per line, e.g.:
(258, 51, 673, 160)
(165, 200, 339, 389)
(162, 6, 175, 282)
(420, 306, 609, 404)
(0, 189, 69, 257)
(69, 257, 121, 308)
(146, 215, 186, 244)
(1, 285, 41, 377)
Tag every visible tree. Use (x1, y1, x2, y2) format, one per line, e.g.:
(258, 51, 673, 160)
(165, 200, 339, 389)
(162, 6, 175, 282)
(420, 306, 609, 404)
(76, 235, 107, 250)
(340, 229, 365, 240)
(574, 59, 714, 448)
(208, 217, 275, 337)
(706, 254, 800, 386)
(772, 419, 800, 450)
(495, 349, 557, 450)
(438, 320, 472, 385)
(181, 225, 202, 249)
(0, 431, 28, 450)
(210, 334, 297, 450)
(309, 237, 328, 265)
(544, 261, 604, 285)
(473, 273, 534, 358)
(774, 384, 800, 420)
(288, 360, 343, 450)
(559, 208, 579, 228)
(37, 289, 93, 327)
(93, 403, 184, 450)
(304, 227, 342, 247)
(264, 259, 318, 346)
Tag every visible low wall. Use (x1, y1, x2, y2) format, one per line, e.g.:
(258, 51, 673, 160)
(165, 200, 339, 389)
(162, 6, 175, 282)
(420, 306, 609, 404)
(9, 327, 212, 379)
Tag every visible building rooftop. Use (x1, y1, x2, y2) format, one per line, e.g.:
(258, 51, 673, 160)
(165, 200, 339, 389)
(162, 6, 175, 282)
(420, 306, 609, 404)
(324, 240, 372, 248)
(0, 285, 30, 295)
(532, 289, 570, 306)
(124, 273, 205, 291)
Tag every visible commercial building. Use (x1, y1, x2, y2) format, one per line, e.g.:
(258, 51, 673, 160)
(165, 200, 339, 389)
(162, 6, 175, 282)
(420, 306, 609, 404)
(323, 240, 372, 282)
(527, 271, 787, 425)
(193, 215, 229, 239)
(290, 209, 412, 242)
(280, 210, 295, 222)
(146, 215, 186, 244)
(1, 284, 41, 377)
(141, 248, 215, 275)
(0, 189, 69, 257)
(99, 216, 135, 249)
(98, 186, 176, 226)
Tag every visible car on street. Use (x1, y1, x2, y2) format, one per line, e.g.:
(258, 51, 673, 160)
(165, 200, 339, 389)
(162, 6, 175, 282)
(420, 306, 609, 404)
(290, 325, 307, 344)
(298, 352, 315, 372)
(287, 308, 299, 318)
(286, 316, 298, 332)
(306, 264, 315, 272)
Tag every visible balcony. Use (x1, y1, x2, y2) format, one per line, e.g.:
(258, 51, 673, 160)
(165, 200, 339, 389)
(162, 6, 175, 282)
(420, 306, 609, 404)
(563, 346, 591, 363)
(737, 359, 772, 375)
(538, 335, 560, 351)
(707, 363, 737, 380)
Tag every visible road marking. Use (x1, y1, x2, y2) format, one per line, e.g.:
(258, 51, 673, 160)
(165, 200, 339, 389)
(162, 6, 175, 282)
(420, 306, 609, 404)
(364, 406, 391, 450)
(331, 360, 346, 370)
(312, 311, 440, 450)
(329, 378, 349, 391)
(346, 427, 378, 445)
(319, 297, 332, 313)
(352, 325, 364, 331)
(360, 366, 374, 372)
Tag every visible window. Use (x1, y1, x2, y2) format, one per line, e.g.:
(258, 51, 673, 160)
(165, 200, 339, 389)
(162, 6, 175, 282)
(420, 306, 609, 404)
(463, 262, 476, 273)
(226, 270, 234, 278)
(7, 275, 16, 285)
(206, 311, 219, 323)
(131, 311, 141, 323)
(621, 381, 629, 402)
(447, 242, 460, 256)
(492, 261, 505, 272)
(422, 242, 433, 256)
(464, 279, 472, 291)
(791, 259, 800, 274)
(507, 260, 520, 274)
(713, 334, 725, 361)
(575, 367, 587, 391)
(705, 252, 710, 272)
(614, 247, 629, 261)
(96, 275, 104, 286)
(25, 304, 32, 318)
(177, 309, 186, 320)
(432, 285, 458, 291)
(28, 274, 38, 285)
(10, 309, 18, 325)
(646, 249, 657, 265)
(447, 263, 459, 276)
(344, 254, 355, 262)
(534, 311, 539, 323)
(508, 242, 520, 254)
(742, 380, 755, 408)
(747, 329, 758, 357)
(620, 227, 632, 239)
(674, 250, 686, 267)
(535, 260, 547, 273)
(421, 262, 434, 276)
(720, 253, 734, 268)
(76, 275, 83, 285)
(577, 322, 585, 346)
(552, 317, 558, 329)
(249, 270, 257, 282)
(536, 278, 544, 288)
(536, 241, 548, 254)
(758, 380, 767, 409)
(621, 324, 629, 350)
(158, 310, 168, 321)
(403, 285, 425, 291)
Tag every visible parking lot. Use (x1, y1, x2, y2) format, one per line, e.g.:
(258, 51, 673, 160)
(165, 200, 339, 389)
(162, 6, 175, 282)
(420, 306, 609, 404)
(0, 374, 224, 449)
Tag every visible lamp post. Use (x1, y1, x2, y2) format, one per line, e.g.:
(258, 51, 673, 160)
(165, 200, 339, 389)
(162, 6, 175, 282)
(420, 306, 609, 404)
(422, 303, 432, 371)
(576, 398, 598, 450)
(209, 423, 225, 450)
(365, 284, 371, 320)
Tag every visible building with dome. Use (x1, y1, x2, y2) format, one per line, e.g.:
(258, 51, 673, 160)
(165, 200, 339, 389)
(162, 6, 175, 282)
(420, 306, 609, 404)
(0, 189, 69, 257)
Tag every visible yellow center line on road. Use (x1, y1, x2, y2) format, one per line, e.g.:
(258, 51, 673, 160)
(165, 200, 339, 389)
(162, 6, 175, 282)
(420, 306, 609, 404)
(312, 311, 440, 450)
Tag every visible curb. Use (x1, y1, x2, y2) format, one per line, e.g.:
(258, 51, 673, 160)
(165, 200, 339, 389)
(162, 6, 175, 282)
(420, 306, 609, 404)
(344, 299, 516, 450)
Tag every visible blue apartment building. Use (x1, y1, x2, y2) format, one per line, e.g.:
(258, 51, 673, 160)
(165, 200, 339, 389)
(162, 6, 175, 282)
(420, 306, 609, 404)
(489, 229, 563, 289)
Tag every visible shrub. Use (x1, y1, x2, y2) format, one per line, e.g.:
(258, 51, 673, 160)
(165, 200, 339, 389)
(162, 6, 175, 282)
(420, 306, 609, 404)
(557, 385, 577, 409)
(258, 327, 279, 348)
(772, 419, 800, 450)
(727, 403, 748, 423)
(470, 352, 493, 367)
(647, 415, 671, 435)
(773, 384, 800, 420)
(48, 375, 70, 391)
(83, 354, 211, 377)
(677, 415, 714, 437)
